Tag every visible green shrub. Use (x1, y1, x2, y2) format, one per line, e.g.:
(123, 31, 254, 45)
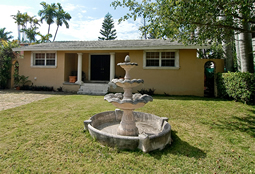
(217, 72, 255, 104)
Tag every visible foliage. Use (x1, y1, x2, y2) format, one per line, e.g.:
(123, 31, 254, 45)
(0, 40, 19, 89)
(20, 85, 54, 91)
(37, 33, 52, 43)
(53, 3, 71, 41)
(112, 0, 254, 44)
(0, 28, 13, 41)
(14, 75, 31, 87)
(138, 88, 155, 95)
(20, 27, 39, 43)
(0, 95, 255, 173)
(217, 72, 255, 104)
(11, 2, 71, 43)
(13, 61, 19, 86)
(198, 43, 224, 59)
(98, 13, 117, 40)
(38, 1, 57, 35)
(111, 0, 254, 72)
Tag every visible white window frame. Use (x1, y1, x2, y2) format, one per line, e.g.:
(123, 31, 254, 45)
(143, 50, 180, 69)
(31, 51, 57, 68)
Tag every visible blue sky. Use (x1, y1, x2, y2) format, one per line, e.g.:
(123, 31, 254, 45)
(0, 0, 143, 41)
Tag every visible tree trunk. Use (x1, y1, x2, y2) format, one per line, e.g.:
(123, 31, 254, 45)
(239, 7, 254, 73)
(53, 25, 59, 42)
(223, 33, 235, 72)
(17, 25, 20, 42)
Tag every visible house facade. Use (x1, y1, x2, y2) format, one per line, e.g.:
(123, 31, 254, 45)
(13, 39, 224, 96)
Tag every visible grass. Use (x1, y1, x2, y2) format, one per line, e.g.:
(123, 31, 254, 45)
(0, 95, 255, 173)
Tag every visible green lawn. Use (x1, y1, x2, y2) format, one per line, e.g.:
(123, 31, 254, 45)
(0, 95, 254, 173)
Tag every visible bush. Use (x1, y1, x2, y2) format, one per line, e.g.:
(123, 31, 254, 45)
(217, 72, 255, 104)
(138, 88, 155, 95)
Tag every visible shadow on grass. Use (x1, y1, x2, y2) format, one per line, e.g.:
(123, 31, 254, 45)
(206, 109, 255, 138)
(211, 110, 255, 138)
(148, 131, 206, 160)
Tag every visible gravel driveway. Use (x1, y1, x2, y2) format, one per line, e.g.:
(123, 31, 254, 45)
(0, 89, 64, 111)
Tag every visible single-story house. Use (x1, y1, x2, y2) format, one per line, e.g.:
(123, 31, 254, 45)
(12, 39, 224, 96)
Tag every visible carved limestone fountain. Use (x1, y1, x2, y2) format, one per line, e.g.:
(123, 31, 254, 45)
(84, 55, 171, 152)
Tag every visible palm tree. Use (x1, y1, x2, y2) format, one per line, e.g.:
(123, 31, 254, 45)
(0, 28, 13, 41)
(20, 12, 30, 41)
(20, 27, 39, 43)
(11, 11, 23, 41)
(37, 33, 52, 43)
(38, 2, 57, 36)
(53, 3, 71, 41)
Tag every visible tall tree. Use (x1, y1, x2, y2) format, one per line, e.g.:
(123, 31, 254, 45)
(11, 11, 23, 41)
(20, 27, 39, 43)
(98, 13, 117, 40)
(53, 3, 71, 41)
(0, 40, 19, 88)
(37, 33, 52, 43)
(0, 28, 13, 41)
(111, 0, 255, 72)
(20, 12, 30, 41)
(38, 1, 57, 36)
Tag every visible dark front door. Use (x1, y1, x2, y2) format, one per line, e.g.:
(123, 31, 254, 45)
(91, 55, 110, 81)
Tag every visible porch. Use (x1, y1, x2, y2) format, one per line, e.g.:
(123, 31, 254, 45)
(63, 52, 127, 94)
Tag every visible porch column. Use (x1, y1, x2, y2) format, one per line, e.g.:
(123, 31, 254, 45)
(110, 52, 115, 80)
(75, 53, 83, 84)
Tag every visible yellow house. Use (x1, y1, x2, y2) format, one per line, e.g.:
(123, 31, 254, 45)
(12, 39, 224, 96)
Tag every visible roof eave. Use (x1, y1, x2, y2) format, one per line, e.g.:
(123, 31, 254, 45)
(12, 45, 210, 52)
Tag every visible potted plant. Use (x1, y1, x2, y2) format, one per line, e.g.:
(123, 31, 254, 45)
(69, 71, 77, 83)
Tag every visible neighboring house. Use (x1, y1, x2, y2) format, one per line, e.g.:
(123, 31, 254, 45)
(12, 39, 224, 96)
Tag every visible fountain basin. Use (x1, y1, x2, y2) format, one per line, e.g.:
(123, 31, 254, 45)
(84, 109, 171, 152)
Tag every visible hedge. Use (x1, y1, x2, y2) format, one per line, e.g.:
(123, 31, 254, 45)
(217, 72, 255, 104)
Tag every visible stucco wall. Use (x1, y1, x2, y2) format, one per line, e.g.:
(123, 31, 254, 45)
(110, 50, 224, 96)
(16, 49, 224, 95)
(17, 51, 65, 90)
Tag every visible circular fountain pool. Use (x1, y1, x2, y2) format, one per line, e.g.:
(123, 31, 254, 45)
(84, 109, 171, 152)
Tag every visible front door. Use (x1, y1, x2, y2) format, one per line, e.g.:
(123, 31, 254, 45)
(91, 55, 110, 81)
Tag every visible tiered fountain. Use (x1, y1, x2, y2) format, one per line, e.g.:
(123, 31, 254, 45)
(84, 55, 171, 152)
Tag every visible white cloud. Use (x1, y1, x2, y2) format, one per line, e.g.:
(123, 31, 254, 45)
(63, 3, 85, 12)
(0, 5, 33, 39)
(81, 10, 86, 13)
(55, 17, 141, 41)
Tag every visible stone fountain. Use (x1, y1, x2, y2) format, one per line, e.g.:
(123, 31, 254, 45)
(84, 55, 171, 152)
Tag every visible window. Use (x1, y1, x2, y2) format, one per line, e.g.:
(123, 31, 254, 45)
(144, 50, 179, 69)
(32, 52, 57, 67)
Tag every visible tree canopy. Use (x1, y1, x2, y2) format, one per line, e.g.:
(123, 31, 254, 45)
(112, 0, 254, 44)
(98, 13, 117, 40)
(111, 0, 254, 72)
(0, 28, 13, 42)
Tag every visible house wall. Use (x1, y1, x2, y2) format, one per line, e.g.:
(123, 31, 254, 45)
(110, 50, 224, 96)
(17, 49, 224, 96)
(17, 51, 65, 89)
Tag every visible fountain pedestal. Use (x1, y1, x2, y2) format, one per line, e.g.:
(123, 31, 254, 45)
(117, 109, 138, 136)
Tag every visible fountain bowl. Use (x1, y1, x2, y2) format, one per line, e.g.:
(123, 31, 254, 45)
(84, 109, 171, 152)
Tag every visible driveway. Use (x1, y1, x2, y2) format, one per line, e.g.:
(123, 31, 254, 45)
(0, 89, 65, 111)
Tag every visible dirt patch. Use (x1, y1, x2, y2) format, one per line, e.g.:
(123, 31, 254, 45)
(0, 89, 68, 111)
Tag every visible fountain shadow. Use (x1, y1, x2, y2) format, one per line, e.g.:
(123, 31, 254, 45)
(147, 130, 206, 160)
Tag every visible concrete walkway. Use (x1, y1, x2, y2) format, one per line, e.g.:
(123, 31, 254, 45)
(0, 89, 65, 111)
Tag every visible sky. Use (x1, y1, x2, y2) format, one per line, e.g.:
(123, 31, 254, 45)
(0, 0, 143, 41)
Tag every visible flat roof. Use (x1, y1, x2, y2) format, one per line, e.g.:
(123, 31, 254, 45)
(12, 39, 210, 51)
